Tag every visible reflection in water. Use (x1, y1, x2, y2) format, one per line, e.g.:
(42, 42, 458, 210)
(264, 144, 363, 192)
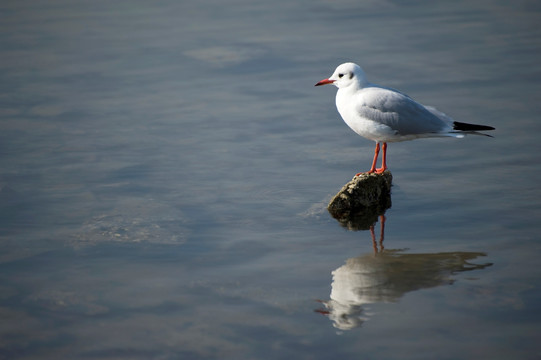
(318, 214, 493, 330)
(331, 193, 392, 232)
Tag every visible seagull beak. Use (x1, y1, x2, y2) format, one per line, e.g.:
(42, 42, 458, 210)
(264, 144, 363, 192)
(315, 78, 335, 86)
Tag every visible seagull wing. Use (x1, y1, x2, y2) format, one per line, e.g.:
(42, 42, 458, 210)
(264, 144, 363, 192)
(355, 87, 450, 136)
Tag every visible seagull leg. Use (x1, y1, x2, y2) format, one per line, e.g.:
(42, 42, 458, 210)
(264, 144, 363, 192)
(357, 142, 380, 175)
(355, 142, 387, 176)
(375, 142, 388, 174)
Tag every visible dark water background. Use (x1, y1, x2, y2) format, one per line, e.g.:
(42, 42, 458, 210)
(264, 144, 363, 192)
(1, 0, 541, 359)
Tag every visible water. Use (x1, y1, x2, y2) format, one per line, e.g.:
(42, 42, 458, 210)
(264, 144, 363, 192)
(1, 0, 541, 359)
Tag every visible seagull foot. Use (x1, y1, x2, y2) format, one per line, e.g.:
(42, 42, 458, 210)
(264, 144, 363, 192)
(355, 168, 387, 176)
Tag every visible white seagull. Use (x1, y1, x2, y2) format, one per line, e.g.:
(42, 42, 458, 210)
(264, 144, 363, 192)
(316, 62, 495, 174)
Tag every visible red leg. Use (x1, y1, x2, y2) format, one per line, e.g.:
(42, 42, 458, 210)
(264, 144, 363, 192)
(375, 142, 388, 174)
(356, 142, 380, 176)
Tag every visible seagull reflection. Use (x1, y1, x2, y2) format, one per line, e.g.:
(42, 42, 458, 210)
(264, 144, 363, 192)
(317, 217, 492, 330)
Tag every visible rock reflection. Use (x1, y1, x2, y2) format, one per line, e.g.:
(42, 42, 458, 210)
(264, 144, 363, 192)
(330, 195, 391, 232)
(317, 216, 492, 330)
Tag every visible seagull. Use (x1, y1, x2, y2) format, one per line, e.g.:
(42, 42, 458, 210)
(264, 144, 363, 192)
(315, 62, 495, 174)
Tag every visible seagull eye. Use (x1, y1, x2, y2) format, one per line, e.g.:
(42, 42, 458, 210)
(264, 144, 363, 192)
(338, 73, 344, 78)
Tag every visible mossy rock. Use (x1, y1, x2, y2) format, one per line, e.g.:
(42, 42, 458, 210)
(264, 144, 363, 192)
(327, 171, 392, 230)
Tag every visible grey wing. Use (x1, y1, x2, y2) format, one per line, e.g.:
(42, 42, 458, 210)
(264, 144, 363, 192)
(355, 88, 449, 135)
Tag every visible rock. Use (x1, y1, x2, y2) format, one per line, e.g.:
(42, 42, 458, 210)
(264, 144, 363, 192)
(327, 171, 392, 230)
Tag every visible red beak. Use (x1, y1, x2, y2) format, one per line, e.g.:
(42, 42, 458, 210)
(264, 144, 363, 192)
(315, 78, 335, 86)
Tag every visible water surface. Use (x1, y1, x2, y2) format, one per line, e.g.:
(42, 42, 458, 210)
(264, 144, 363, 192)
(1, 0, 541, 359)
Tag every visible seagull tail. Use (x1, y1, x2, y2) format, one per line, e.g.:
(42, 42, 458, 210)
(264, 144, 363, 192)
(453, 121, 495, 132)
(452, 121, 495, 137)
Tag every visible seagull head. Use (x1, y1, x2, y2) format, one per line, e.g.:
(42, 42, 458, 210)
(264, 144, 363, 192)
(315, 62, 367, 89)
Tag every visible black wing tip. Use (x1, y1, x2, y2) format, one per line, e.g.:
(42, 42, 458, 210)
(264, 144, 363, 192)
(453, 121, 495, 132)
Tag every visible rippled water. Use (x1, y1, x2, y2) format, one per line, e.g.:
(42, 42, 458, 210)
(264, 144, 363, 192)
(1, 0, 541, 359)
